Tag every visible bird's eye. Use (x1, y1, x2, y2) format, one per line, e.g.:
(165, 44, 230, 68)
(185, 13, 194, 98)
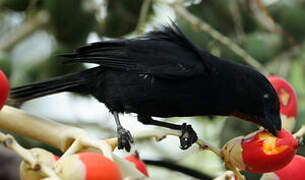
(263, 93, 270, 99)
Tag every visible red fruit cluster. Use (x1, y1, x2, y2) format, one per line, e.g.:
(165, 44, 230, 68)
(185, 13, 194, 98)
(125, 152, 149, 177)
(56, 152, 122, 180)
(261, 155, 305, 180)
(222, 129, 297, 173)
(0, 70, 9, 110)
(242, 129, 297, 173)
(20, 150, 149, 180)
(268, 75, 298, 132)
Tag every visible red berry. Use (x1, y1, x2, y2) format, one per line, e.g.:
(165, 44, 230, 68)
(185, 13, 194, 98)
(261, 155, 305, 180)
(0, 70, 9, 110)
(242, 129, 297, 173)
(222, 129, 297, 173)
(125, 152, 149, 176)
(56, 152, 121, 180)
(268, 75, 297, 132)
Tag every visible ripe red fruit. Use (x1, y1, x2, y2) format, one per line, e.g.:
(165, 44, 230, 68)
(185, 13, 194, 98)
(242, 129, 297, 173)
(0, 70, 9, 110)
(125, 152, 149, 176)
(268, 75, 297, 132)
(261, 155, 305, 180)
(56, 152, 121, 180)
(222, 129, 297, 173)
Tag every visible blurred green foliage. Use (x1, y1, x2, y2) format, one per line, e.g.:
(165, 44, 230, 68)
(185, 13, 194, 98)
(44, 0, 96, 47)
(187, 0, 234, 35)
(0, 54, 12, 77)
(19, 47, 85, 85)
(0, 0, 30, 11)
(1, 0, 305, 179)
(244, 32, 282, 62)
(104, 0, 143, 37)
(103, 0, 153, 37)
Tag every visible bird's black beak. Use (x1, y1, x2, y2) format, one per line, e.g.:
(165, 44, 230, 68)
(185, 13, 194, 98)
(261, 114, 282, 137)
(274, 114, 282, 131)
(267, 124, 278, 137)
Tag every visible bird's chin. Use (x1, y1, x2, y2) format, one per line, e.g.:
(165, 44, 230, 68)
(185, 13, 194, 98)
(232, 112, 279, 137)
(231, 112, 261, 124)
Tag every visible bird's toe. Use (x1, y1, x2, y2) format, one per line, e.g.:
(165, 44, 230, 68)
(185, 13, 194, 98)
(117, 128, 134, 152)
(179, 123, 198, 150)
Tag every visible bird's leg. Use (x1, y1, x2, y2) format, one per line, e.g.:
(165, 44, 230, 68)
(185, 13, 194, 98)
(138, 115, 198, 150)
(113, 112, 134, 152)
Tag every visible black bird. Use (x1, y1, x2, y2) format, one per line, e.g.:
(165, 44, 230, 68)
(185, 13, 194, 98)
(11, 23, 281, 152)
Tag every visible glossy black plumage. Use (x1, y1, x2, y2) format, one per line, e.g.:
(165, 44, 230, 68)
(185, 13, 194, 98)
(11, 23, 281, 151)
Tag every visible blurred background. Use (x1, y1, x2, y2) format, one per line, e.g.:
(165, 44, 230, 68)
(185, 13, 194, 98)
(0, 0, 305, 179)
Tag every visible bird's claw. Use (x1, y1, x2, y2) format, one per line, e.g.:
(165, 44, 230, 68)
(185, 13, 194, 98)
(179, 123, 198, 150)
(117, 127, 134, 152)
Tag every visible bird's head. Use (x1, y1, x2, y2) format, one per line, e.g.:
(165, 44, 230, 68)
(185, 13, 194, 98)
(232, 68, 281, 136)
(259, 87, 281, 136)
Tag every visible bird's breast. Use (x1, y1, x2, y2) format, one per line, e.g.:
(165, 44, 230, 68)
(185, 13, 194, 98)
(114, 73, 223, 117)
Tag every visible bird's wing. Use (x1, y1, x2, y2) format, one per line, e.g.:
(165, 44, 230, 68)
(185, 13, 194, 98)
(59, 23, 210, 80)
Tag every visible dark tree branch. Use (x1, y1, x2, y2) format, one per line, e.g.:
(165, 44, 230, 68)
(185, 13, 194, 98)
(143, 159, 213, 180)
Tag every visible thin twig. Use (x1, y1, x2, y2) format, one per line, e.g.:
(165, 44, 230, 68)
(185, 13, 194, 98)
(293, 125, 305, 140)
(229, 0, 245, 44)
(266, 44, 302, 76)
(136, 0, 152, 34)
(214, 171, 235, 180)
(144, 159, 213, 180)
(250, 0, 295, 45)
(0, 11, 49, 52)
(173, 5, 269, 76)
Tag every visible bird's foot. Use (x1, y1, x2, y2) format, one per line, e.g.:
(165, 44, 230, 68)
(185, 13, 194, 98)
(117, 127, 134, 152)
(180, 123, 198, 150)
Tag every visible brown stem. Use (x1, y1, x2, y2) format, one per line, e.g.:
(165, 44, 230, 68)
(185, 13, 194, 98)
(0, 11, 49, 52)
(136, 0, 152, 34)
(0, 105, 86, 151)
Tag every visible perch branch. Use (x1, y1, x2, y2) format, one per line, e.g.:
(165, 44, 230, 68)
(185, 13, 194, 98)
(1, 106, 245, 178)
(0, 105, 83, 151)
(0, 11, 49, 52)
(0, 106, 144, 178)
(0, 106, 222, 158)
(105, 128, 222, 158)
(173, 4, 269, 76)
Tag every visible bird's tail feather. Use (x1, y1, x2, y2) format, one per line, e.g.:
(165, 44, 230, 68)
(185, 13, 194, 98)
(10, 68, 100, 102)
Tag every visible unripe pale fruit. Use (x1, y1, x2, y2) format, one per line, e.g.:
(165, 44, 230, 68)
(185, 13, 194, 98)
(56, 152, 121, 180)
(20, 148, 58, 180)
(268, 75, 297, 132)
(261, 155, 305, 180)
(0, 70, 9, 110)
(222, 129, 297, 173)
(125, 152, 149, 177)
